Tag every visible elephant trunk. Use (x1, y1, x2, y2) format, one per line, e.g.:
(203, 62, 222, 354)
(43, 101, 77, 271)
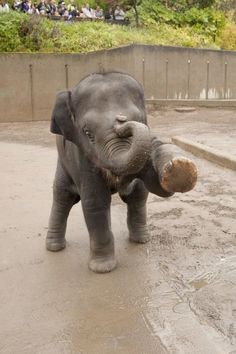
(98, 121, 151, 176)
(151, 139, 198, 193)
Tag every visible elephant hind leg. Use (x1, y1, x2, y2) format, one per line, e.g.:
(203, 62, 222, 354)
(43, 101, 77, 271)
(46, 161, 80, 252)
(119, 179, 150, 244)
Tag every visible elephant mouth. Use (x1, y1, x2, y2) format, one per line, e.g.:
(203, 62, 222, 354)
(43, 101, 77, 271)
(101, 168, 123, 190)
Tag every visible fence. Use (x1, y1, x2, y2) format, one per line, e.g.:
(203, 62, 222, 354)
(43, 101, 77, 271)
(1, 44, 236, 122)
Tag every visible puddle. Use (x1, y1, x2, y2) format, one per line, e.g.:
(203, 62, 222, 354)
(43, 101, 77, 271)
(188, 255, 236, 293)
(189, 279, 208, 290)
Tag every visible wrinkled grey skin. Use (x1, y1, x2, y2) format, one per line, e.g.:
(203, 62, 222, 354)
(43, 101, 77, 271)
(46, 72, 172, 273)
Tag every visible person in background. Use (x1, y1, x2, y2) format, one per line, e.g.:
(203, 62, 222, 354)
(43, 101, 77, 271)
(90, 6, 96, 18)
(63, 7, 69, 19)
(104, 6, 113, 21)
(0, 0, 10, 12)
(95, 5, 103, 19)
(27, 0, 35, 14)
(47, 0, 56, 15)
(81, 3, 92, 18)
(114, 5, 125, 21)
(67, 0, 78, 18)
(57, 0, 67, 16)
(20, 0, 30, 13)
(12, 0, 21, 10)
(37, 0, 48, 14)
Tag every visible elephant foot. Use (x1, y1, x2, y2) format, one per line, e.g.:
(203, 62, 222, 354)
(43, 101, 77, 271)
(129, 226, 150, 244)
(46, 234, 66, 252)
(89, 255, 117, 273)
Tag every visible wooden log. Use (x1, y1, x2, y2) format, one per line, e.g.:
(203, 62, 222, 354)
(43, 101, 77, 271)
(151, 142, 197, 193)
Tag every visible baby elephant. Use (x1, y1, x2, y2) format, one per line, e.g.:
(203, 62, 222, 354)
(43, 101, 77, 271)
(46, 72, 197, 273)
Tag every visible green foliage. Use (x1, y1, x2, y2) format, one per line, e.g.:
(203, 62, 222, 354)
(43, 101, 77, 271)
(19, 15, 59, 51)
(182, 7, 225, 37)
(0, 7, 231, 53)
(136, 1, 173, 25)
(218, 22, 236, 49)
(217, 0, 236, 12)
(216, 0, 236, 23)
(0, 11, 220, 53)
(0, 12, 26, 51)
(187, 0, 217, 9)
(133, 0, 225, 39)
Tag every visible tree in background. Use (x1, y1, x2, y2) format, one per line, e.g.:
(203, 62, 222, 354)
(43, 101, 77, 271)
(103, 0, 142, 26)
(217, 0, 236, 21)
(122, 0, 142, 27)
(187, 0, 217, 8)
(158, 0, 217, 10)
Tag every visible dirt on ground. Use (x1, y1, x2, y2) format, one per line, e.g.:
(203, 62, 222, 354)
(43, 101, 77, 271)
(0, 107, 236, 354)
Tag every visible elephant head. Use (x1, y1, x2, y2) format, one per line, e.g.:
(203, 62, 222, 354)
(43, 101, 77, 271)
(51, 72, 151, 176)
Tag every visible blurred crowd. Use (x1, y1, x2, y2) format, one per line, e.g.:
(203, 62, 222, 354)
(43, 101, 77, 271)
(0, 0, 126, 22)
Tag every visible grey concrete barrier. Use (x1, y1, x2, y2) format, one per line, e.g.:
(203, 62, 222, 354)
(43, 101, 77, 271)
(2, 44, 236, 122)
(146, 99, 236, 109)
(172, 136, 236, 171)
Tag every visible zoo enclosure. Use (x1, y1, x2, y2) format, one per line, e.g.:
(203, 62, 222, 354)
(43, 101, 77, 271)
(1, 44, 236, 123)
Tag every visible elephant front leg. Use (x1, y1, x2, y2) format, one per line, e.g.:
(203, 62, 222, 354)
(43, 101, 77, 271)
(81, 180, 116, 273)
(46, 186, 79, 251)
(120, 179, 150, 244)
(46, 161, 79, 252)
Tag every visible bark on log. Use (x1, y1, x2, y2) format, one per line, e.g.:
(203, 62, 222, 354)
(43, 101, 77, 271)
(151, 142, 197, 193)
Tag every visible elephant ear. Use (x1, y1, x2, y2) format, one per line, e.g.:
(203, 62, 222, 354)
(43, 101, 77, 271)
(50, 91, 77, 144)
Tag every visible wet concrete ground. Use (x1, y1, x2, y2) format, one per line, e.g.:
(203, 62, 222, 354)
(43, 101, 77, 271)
(0, 108, 236, 354)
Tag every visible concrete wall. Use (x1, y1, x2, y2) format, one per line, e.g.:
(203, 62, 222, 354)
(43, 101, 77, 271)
(1, 44, 236, 122)
(132, 45, 236, 100)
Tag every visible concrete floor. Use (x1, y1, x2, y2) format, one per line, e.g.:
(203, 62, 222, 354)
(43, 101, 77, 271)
(0, 108, 236, 354)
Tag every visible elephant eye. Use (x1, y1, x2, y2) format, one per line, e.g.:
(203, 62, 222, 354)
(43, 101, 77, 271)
(83, 128, 95, 143)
